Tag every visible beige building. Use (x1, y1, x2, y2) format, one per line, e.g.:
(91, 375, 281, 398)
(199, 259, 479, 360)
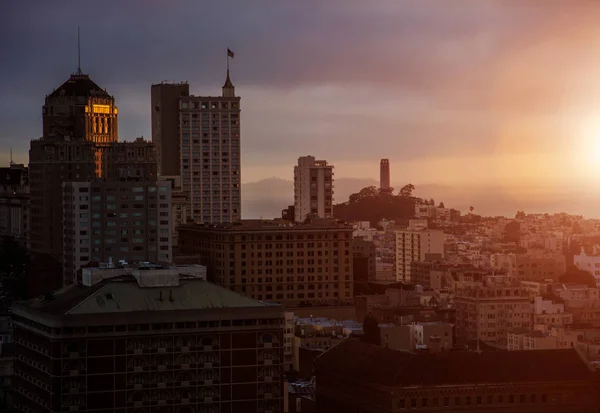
(395, 228, 444, 282)
(294, 156, 334, 223)
(507, 330, 558, 351)
(158, 175, 189, 249)
(178, 218, 353, 306)
(152, 73, 241, 225)
(491, 253, 565, 282)
(62, 181, 172, 284)
(455, 286, 531, 345)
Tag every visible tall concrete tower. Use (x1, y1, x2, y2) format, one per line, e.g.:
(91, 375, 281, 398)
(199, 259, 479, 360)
(380, 159, 390, 189)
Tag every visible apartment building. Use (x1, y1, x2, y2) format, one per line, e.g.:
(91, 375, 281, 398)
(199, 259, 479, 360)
(293, 156, 334, 223)
(100, 137, 157, 181)
(151, 74, 241, 224)
(178, 218, 353, 306)
(12, 269, 285, 413)
(574, 245, 600, 286)
(62, 181, 172, 284)
(395, 228, 444, 283)
(455, 286, 531, 346)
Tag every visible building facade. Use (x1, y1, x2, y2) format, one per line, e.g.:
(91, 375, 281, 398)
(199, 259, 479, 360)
(293, 156, 334, 223)
(100, 138, 157, 182)
(151, 75, 241, 225)
(62, 181, 172, 284)
(151, 82, 190, 176)
(178, 218, 354, 306)
(455, 286, 531, 346)
(379, 158, 390, 190)
(12, 272, 285, 413)
(316, 339, 599, 413)
(0, 164, 29, 244)
(395, 228, 444, 283)
(29, 139, 96, 258)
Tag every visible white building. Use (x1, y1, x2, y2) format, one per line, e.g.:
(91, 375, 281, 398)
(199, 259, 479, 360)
(574, 246, 600, 286)
(293, 156, 334, 223)
(394, 228, 444, 282)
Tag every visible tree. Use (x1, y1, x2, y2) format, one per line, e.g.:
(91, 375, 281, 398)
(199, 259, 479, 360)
(399, 184, 415, 198)
(429, 198, 435, 206)
(469, 206, 474, 214)
(348, 186, 379, 204)
(378, 187, 394, 197)
(438, 202, 445, 209)
(515, 211, 526, 219)
(362, 314, 381, 345)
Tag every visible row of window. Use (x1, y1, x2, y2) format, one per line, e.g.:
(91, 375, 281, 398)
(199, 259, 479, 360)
(398, 392, 548, 409)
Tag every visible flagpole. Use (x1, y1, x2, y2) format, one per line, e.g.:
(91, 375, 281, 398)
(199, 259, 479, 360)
(226, 48, 229, 73)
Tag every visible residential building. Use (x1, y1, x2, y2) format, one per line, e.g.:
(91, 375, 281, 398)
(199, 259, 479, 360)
(491, 253, 565, 282)
(394, 228, 444, 282)
(158, 175, 189, 249)
(100, 137, 157, 181)
(12, 269, 285, 413)
(507, 330, 558, 351)
(574, 245, 600, 286)
(380, 322, 453, 352)
(152, 74, 241, 224)
(455, 286, 531, 346)
(150, 82, 190, 176)
(379, 158, 390, 190)
(178, 218, 354, 306)
(62, 181, 172, 284)
(532, 296, 572, 327)
(29, 139, 96, 259)
(0, 164, 29, 244)
(316, 339, 599, 413)
(293, 156, 333, 223)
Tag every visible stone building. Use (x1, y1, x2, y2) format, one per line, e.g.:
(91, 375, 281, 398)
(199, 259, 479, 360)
(178, 218, 354, 306)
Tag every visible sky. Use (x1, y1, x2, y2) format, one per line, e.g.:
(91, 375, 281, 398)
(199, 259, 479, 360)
(3, 0, 600, 194)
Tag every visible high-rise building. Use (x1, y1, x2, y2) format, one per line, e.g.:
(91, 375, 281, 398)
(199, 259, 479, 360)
(12, 270, 285, 413)
(395, 228, 444, 283)
(177, 218, 354, 306)
(151, 73, 241, 225)
(150, 82, 190, 176)
(62, 181, 172, 284)
(100, 137, 157, 182)
(29, 139, 96, 258)
(42, 71, 119, 176)
(0, 163, 29, 244)
(30, 67, 118, 259)
(380, 158, 390, 190)
(293, 156, 334, 223)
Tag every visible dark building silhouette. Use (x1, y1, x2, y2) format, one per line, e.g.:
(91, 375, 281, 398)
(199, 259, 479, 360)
(315, 339, 599, 413)
(352, 237, 376, 296)
(12, 272, 285, 413)
(0, 163, 29, 244)
(380, 159, 390, 190)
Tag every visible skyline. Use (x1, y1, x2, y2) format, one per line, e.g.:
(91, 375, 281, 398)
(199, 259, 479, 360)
(3, 1, 600, 195)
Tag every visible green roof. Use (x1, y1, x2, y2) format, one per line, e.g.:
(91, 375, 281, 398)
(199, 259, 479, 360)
(22, 277, 268, 315)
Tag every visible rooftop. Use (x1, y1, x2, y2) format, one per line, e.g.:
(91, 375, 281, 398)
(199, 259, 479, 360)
(178, 218, 352, 232)
(316, 339, 595, 387)
(48, 73, 112, 99)
(18, 276, 270, 316)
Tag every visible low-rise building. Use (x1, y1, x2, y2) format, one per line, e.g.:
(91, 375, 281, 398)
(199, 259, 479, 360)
(574, 245, 600, 286)
(455, 286, 531, 346)
(316, 339, 599, 413)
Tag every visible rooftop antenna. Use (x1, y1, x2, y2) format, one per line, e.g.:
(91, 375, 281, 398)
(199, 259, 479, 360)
(9, 148, 13, 166)
(76, 26, 83, 75)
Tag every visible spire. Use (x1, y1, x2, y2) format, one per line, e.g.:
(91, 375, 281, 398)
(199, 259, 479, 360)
(223, 48, 235, 97)
(75, 26, 83, 75)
